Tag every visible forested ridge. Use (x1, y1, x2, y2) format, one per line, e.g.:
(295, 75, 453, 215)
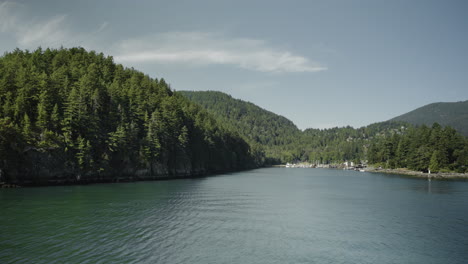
(180, 91, 301, 164)
(390, 100, 468, 137)
(0, 48, 257, 185)
(181, 91, 468, 173)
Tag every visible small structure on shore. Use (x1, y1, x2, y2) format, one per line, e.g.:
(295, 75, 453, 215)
(285, 162, 315, 168)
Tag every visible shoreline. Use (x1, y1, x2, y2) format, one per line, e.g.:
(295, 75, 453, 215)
(275, 163, 468, 180)
(0, 166, 260, 188)
(4, 166, 467, 188)
(364, 167, 468, 180)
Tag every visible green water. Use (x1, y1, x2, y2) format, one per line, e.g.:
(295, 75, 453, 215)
(1, 168, 468, 263)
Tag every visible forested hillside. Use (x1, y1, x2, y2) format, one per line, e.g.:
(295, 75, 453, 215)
(368, 123, 468, 172)
(0, 48, 257, 185)
(180, 91, 405, 163)
(390, 100, 468, 137)
(180, 91, 300, 163)
(1, 48, 466, 186)
(182, 91, 468, 172)
(296, 122, 407, 164)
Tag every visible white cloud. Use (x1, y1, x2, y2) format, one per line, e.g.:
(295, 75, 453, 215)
(113, 32, 327, 73)
(0, 1, 103, 49)
(17, 15, 69, 47)
(0, 2, 326, 74)
(0, 2, 17, 32)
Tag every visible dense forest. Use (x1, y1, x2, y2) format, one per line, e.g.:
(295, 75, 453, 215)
(0, 48, 466, 186)
(180, 91, 301, 164)
(368, 123, 468, 172)
(181, 91, 468, 172)
(180, 91, 405, 163)
(0, 48, 257, 185)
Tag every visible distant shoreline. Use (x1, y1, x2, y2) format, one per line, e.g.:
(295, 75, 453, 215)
(364, 167, 468, 180)
(274, 164, 468, 180)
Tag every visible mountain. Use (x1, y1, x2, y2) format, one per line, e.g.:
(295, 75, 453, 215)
(180, 91, 400, 163)
(179, 91, 301, 163)
(389, 100, 468, 137)
(0, 48, 257, 185)
(179, 91, 301, 144)
(181, 91, 468, 172)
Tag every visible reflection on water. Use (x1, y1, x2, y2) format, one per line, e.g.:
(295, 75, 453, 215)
(375, 171, 464, 195)
(428, 179, 432, 194)
(1, 168, 468, 264)
(404, 177, 459, 195)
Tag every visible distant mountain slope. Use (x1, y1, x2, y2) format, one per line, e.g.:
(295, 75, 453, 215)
(389, 100, 468, 137)
(179, 90, 405, 163)
(181, 91, 468, 171)
(179, 91, 301, 147)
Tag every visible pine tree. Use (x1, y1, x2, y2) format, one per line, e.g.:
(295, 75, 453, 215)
(429, 150, 441, 173)
(51, 104, 60, 131)
(178, 125, 189, 148)
(22, 113, 32, 144)
(145, 111, 162, 161)
(76, 136, 93, 171)
(36, 91, 49, 131)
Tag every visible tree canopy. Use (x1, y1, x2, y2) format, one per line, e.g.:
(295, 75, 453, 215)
(0, 48, 257, 184)
(181, 91, 468, 172)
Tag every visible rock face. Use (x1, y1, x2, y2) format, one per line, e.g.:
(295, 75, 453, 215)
(2, 148, 224, 186)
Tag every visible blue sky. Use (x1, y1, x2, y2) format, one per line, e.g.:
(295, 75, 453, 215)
(1, 0, 467, 129)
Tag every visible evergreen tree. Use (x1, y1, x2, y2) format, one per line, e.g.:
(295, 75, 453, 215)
(36, 91, 49, 130)
(22, 113, 32, 144)
(429, 150, 441, 173)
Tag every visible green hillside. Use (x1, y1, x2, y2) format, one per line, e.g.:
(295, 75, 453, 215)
(180, 91, 401, 163)
(179, 90, 301, 163)
(0, 48, 257, 185)
(390, 101, 468, 137)
(181, 91, 468, 172)
(1, 48, 466, 186)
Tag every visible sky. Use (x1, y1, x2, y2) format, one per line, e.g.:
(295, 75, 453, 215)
(1, 0, 467, 130)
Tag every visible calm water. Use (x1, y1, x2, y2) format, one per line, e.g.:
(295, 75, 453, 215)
(1, 168, 468, 264)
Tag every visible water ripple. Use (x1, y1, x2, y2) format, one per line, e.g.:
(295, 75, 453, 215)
(1, 169, 468, 263)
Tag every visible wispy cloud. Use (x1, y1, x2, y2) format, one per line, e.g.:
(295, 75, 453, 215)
(96, 21, 109, 33)
(113, 32, 327, 73)
(0, 2, 16, 32)
(0, 2, 326, 74)
(0, 1, 105, 49)
(17, 15, 69, 47)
